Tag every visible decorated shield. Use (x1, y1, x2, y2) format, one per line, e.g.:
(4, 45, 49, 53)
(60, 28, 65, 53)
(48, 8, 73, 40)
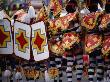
(102, 36, 110, 56)
(48, 0, 62, 17)
(36, 6, 48, 22)
(99, 14, 110, 28)
(23, 68, 40, 79)
(50, 41, 64, 56)
(0, 18, 13, 54)
(62, 32, 79, 49)
(48, 13, 77, 33)
(14, 21, 30, 60)
(82, 12, 101, 29)
(85, 34, 102, 53)
(31, 21, 49, 61)
(48, 67, 59, 79)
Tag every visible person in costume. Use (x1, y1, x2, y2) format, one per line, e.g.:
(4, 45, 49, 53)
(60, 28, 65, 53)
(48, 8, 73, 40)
(82, 0, 104, 82)
(99, 0, 110, 82)
(65, 0, 84, 82)
(48, 8, 63, 82)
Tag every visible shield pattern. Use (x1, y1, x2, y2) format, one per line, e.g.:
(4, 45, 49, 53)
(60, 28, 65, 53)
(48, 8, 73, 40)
(62, 32, 79, 49)
(0, 18, 13, 54)
(82, 12, 101, 29)
(14, 21, 31, 60)
(31, 21, 49, 61)
(48, 13, 77, 33)
(102, 36, 110, 56)
(100, 14, 110, 28)
(85, 34, 102, 54)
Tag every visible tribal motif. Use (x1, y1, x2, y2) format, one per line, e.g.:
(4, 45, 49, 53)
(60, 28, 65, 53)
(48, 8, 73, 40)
(49, 13, 77, 34)
(102, 36, 110, 56)
(32, 29, 46, 54)
(50, 41, 64, 55)
(0, 25, 11, 48)
(62, 32, 79, 49)
(48, 67, 59, 79)
(82, 12, 101, 29)
(85, 34, 102, 53)
(16, 29, 29, 52)
(100, 14, 110, 28)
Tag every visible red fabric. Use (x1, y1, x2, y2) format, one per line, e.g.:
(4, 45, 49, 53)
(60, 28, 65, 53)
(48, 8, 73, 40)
(0, 29, 8, 46)
(83, 54, 89, 64)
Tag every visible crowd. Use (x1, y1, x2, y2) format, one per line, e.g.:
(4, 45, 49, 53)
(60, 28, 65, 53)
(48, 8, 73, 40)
(1, 0, 110, 82)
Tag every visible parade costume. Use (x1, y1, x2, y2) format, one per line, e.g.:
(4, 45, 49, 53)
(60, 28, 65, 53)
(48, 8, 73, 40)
(48, 0, 83, 82)
(100, 0, 110, 81)
(65, 0, 83, 82)
(82, 0, 104, 82)
(48, 8, 63, 82)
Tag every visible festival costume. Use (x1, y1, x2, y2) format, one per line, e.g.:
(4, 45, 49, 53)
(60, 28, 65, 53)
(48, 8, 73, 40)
(82, 0, 104, 82)
(100, 1, 110, 81)
(65, 0, 83, 82)
(48, 8, 63, 82)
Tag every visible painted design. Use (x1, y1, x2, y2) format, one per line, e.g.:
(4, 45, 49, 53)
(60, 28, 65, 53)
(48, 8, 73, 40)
(16, 29, 29, 52)
(85, 34, 102, 53)
(102, 36, 110, 56)
(32, 29, 46, 54)
(82, 12, 101, 29)
(0, 25, 11, 48)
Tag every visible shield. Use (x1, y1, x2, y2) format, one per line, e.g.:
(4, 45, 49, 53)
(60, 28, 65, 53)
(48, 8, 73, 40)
(100, 14, 110, 28)
(23, 68, 40, 79)
(31, 21, 49, 61)
(14, 21, 31, 60)
(82, 12, 101, 29)
(48, 67, 59, 79)
(62, 32, 79, 49)
(102, 36, 110, 56)
(48, 0, 62, 17)
(50, 41, 64, 56)
(48, 13, 77, 33)
(85, 34, 102, 53)
(0, 18, 13, 54)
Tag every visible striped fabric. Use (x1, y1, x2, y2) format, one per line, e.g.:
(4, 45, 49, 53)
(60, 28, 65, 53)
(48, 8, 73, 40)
(75, 43, 83, 81)
(66, 54, 73, 82)
(49, 56, 57, 82)
(88, 49, 104, 82)
(55, 56, 63, 82)
(66, 66, 73, 82)
(105, 56, 110, 82)
(50, 56, 56, 67)
(76, 53, 83, 81)
(106, 66, 110, 82)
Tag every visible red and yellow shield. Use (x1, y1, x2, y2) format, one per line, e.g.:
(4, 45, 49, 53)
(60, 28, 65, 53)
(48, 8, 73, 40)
(62, 32, 79, 49)
(100, 14, 110, 28)
(50, 41, 64, 55)
(23, 69, 40, 79)
(37, 7, 48, 22)
(48, 67, 59, 79)
(82, 12, 101, 29)
(102, 36, 110, 56)
(48, 0, 62, 17)
(85, 34, 102, 53)
(49, 13, 77, 34)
